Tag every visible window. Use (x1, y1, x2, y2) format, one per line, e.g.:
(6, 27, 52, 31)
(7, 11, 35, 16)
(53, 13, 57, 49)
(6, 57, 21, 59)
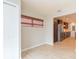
(21, 15, 32, 27)
(21, 15, 43, 27)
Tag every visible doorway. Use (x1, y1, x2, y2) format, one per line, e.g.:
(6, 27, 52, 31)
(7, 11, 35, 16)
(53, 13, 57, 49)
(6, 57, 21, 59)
(53, 13, 76, 43)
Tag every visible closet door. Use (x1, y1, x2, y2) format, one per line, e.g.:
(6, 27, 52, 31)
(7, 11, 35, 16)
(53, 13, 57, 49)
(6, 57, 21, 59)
(4, 2, 19, 59)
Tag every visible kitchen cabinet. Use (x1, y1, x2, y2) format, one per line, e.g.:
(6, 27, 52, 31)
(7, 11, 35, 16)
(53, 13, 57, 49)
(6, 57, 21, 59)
(64, 32, 70, 39)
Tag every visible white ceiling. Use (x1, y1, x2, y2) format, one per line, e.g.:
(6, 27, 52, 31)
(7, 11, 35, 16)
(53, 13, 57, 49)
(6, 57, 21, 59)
(21, 0, 76, 18)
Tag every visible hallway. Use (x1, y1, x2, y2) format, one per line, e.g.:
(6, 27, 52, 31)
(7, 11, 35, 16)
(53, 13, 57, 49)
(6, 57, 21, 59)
(22, 37, 76, 59)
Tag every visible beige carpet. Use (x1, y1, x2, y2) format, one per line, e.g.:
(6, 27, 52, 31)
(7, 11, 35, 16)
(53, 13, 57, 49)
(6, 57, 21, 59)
(22, 37, 76, 59)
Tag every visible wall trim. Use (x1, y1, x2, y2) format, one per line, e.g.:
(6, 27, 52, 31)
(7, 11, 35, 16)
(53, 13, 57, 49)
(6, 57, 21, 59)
(22, 42, 46, 52)
(22, 42, 53, 52)
(45, 42, 53, 45)
(3, 1, 17, 7)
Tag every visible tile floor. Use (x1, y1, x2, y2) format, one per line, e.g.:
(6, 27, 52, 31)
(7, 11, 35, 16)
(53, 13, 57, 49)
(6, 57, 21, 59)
(22, 37, 76, 59)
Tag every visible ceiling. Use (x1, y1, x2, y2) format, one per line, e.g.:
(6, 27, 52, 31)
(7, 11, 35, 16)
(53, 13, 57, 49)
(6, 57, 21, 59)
(21, 0, 76, 18)
(55, 13, 76, 23)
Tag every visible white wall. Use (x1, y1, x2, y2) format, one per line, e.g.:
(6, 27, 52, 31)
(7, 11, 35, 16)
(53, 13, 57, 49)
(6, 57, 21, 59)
(21, 16, 54, 51)
(44, 17, 54, 45)
(21, 14, 54, 51)
(21, 9, 48, 51)
(21, 20, 46, 51)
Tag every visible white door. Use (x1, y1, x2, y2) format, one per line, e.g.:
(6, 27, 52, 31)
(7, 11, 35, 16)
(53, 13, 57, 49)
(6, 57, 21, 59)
(4, 2, 20, 59)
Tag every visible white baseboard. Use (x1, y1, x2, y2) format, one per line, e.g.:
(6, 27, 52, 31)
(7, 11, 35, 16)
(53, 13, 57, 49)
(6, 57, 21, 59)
(22, 42, 46, 52)
(45, 42, 53, 46)
(22, 42, 53, 52)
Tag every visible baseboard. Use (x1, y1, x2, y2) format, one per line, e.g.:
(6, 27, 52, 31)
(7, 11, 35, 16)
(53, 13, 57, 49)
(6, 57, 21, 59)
(22, 42, 46, 52)
(45, 42, 53, 46)
(22, 42, 54, 52)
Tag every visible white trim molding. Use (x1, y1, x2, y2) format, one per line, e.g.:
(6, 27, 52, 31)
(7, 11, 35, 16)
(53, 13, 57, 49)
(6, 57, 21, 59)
(3, 1, 17, 7)
(21, 42, 53, 52)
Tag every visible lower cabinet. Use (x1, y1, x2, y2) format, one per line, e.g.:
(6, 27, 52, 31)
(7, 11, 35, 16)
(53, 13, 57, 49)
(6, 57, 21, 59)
(60, 32, 70, 41)
(64, 32, 70, 39)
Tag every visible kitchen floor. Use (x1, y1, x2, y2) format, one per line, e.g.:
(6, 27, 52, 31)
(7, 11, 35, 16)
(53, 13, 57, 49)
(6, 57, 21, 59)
(22, 37, 76, 59)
